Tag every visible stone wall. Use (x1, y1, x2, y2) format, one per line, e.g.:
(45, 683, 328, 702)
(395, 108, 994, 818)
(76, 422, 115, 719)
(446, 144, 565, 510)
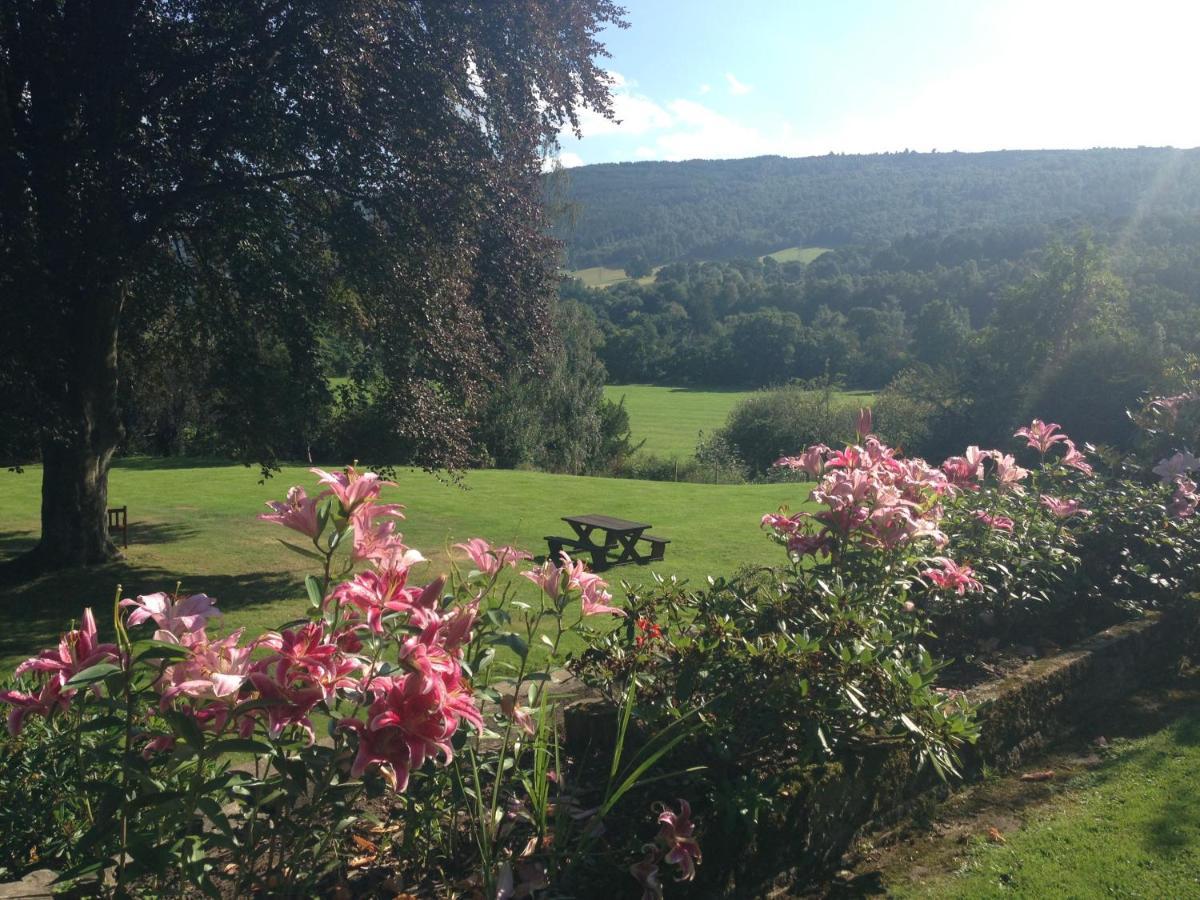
(563, 606, 1199, 897)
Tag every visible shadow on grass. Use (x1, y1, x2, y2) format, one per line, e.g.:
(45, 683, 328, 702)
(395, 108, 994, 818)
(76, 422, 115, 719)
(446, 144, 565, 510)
(111, 456, 257, 471)
(0, 562, 298, 671)
(0, 522, 197, 568)
(0, 530, 37, 557)
(835, 674, 1200, 898)
(126, 521, 199, 546)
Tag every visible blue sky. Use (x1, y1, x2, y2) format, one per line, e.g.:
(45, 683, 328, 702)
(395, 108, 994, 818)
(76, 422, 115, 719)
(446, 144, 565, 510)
(555, 0, 1200, 167)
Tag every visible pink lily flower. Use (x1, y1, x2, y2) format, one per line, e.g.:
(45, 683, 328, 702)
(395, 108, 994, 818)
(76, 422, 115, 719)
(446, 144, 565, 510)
(655, 799, 702, 882)
(1015, 419, 1068, 455)
(629, 846, 664, 900)
(787, 531, 833, 559)
(972, 510, 1015, 532)
(941, 455, 981, 489)
(159, 630, 252, 704)
(1040, 495, 1090, 519)
(855, 407, 873, 440)
(499, 694, 537, 736)
(1152, 451, 1200, 482)
(351, 506, 421, 567)
(761, 511, 804, 534)
(1059, 440, 1094, 475)
(259, 485, 323, 539)
(1, 679, 69, 737)
(920, 557, 983, 595)
(1167, 477, 1198, 519)
(992, 453, 1030, 493)
(120, 591, 220, 638)
(310, 465, 395, 513)
(339, 670, 482, 792)
(580, 577, 624, 617)
(14, 608, 119, 688)
(773, 444, 828, 477)
(332, 565, 439, 633)
(454, 537, 533, 577)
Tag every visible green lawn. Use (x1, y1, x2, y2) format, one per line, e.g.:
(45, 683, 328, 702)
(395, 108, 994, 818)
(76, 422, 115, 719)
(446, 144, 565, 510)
(604, 384, 758, 458)
(0, 461, 809, 671)
(890, 711, 1200, 898)
(564, 265, 660, 289)
(606, 383, 878, 459)
(761, 246, 829, 264)
(567, 250, 827, 289)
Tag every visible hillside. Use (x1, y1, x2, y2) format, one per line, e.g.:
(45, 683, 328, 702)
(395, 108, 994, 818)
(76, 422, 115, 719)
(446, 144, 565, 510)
(555, 148, 1200, 269)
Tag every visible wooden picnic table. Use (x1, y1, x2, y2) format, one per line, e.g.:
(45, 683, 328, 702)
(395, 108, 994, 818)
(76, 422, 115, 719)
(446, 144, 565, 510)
(546, 513, 670, 569)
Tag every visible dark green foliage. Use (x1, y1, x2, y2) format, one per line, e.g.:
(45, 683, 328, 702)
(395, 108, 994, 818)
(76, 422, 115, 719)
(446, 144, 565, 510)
(0, 0, 626, 567)
(711, 384, 858, 475)
(1027, 334, 1163, 448)
(475, 300, 638, 474)
(0, 716, 117, 879)
(556, 148, 1200, 269)
(573, 568, 979, 892)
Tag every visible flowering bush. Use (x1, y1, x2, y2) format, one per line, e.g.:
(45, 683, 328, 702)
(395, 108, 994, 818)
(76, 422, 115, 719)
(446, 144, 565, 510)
(764, 409, 1199, 648)
(575, 406, 1200, 892)
(0, 466, 696, 896)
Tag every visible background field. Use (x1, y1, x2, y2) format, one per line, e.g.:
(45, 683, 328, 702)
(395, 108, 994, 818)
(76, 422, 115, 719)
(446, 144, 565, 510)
(603, 384, 758, 458)
(564, 265, 660, 289)
(606, 383, 877, 459)
(0, 461, 809, 669)
(566, 248, 827, 290)
(761, 246, 829, 264)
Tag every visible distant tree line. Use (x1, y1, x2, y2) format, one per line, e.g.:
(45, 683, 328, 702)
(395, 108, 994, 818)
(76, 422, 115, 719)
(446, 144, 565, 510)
(565, 217, 1200, 461)
(556, 148, 1200, 271)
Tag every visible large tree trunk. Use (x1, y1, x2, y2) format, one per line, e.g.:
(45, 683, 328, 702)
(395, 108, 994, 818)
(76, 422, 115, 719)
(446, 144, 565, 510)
(36, 436, 120, 568)
(21, 282, 125, 573)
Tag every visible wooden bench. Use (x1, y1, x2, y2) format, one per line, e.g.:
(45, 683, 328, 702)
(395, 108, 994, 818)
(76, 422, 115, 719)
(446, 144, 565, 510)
(640, 533, 671, 561)
(544, 535, 608, 569)
(107, 505, 128, 549)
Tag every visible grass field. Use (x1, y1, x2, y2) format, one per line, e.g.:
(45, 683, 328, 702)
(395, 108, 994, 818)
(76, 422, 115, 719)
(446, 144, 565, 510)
(567, 248, 826, 289)
(565, 265, 660, 289)
(604, 384, 757, 458)
(890, 709, 1200, 898)
(0, 461, 810, 671)
(761, 246, 829, 264)
(606, 383, 877, 459)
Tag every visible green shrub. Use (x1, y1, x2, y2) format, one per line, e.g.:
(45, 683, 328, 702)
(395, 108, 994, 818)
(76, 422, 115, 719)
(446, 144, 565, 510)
(574, 569, 978, 892)
(714, 384, 858, 475)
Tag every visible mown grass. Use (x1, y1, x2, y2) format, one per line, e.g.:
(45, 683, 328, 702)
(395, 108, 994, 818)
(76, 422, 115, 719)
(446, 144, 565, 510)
(564, 265, 659, 289)
(761, 246, 829, 264)
(890, 711, 1200, 898)
(0, 460, 811, 671)
(604, 384, 758, 458)
(605, 384, 878, 459)
(568, 250, 827, 289)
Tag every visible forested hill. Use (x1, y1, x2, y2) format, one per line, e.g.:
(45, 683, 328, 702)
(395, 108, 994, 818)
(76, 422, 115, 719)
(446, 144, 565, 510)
(555, 148, 1200, 269)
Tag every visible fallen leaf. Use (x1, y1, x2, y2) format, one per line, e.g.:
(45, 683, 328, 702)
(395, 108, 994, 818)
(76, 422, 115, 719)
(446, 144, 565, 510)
(1020, 770, 1055, 782)
(348, 855, 375, 869)
(986, 827, 1007, 844)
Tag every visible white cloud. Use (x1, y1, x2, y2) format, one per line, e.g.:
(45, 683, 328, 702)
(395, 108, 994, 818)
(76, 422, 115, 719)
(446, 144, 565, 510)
(564, 0, 1200, 165)
(557, 152, 585, 169)
(571, 70, 672, 137)
(724, 72, 752, 96)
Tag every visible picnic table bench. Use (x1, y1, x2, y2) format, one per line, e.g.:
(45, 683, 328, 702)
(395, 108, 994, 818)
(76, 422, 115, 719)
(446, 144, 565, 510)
(107, 505, 128, 548)
(545, 513, 670, 569)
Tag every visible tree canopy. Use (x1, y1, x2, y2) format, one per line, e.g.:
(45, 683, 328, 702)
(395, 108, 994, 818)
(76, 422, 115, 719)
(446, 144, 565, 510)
(0, 0, 626, 569)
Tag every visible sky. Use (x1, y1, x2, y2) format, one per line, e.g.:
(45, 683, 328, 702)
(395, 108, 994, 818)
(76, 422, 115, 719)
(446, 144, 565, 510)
(553, 0, 1200, 168)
